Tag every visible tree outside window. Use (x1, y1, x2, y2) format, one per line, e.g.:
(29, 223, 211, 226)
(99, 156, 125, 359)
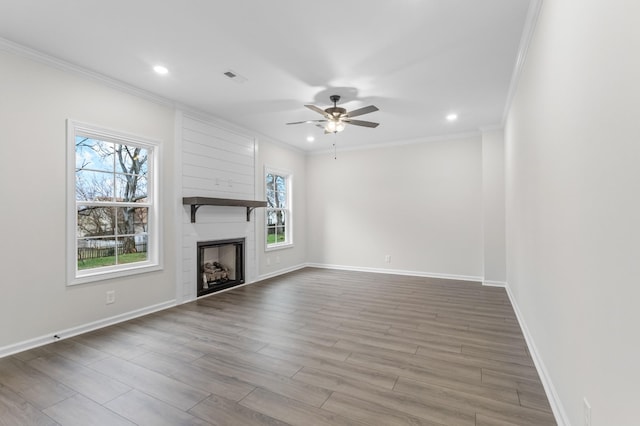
(265, 170, 291, 248)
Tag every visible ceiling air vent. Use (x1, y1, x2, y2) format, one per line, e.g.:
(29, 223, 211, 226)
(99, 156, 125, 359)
(223, 69, 247, 84)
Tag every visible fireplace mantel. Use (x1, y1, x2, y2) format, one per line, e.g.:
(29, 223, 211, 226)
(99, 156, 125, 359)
(183, 197, 268, 223)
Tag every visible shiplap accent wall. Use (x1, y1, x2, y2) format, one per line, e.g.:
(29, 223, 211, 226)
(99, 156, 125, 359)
(179, 113, 258, 302)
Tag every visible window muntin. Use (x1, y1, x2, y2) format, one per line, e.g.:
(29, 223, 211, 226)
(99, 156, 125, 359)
(68, 121, 160, 284)
(265, 170, 292, 249)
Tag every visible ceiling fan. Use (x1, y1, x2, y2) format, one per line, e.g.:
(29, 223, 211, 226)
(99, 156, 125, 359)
(286, 95, 379, 133)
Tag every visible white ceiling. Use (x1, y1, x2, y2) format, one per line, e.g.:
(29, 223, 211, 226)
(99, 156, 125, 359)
(0, 0, 532, 151)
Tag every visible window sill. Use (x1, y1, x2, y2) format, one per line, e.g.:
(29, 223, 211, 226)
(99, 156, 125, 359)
(69, 262, 162, 286)
(265, 243, 294, 252)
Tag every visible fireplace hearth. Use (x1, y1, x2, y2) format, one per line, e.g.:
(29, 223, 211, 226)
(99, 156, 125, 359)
(197, 238, 245, 297)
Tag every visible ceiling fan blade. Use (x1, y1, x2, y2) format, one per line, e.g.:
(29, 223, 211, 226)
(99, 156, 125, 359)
(345, 105, 379, 118)
(342, 119, 379, 128)
(305, 104, 329, 117)
(286, 119, 327, 125)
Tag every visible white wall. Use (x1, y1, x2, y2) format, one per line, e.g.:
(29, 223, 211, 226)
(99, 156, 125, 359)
(255, 139, 307, 278)
(306, 136, 483, 280)
(0, 49, 176, 352)
(505, 0, 640, 424)
(482, 129, 506, 285)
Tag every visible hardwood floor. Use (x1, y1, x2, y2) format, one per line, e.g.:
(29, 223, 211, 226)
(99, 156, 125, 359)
(0, 268, 556, 425)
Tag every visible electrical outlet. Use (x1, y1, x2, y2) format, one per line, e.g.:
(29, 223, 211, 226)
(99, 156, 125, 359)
(275, 255, 280, 264)
(266, 257, 271, 266)
(385, 255, 391, 263)
(106, 290, 115, 305)
(583, 398, 591, 426)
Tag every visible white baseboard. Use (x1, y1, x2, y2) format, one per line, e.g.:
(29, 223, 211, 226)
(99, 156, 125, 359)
(306, 263, 482, 283)
(0, 300, 176, 359)
(256, 264, 308, 282)
(505, 284, 570, 426)
(482, 280, 507, 287)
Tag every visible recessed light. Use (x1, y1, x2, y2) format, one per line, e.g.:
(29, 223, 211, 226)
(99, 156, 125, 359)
(446, 113, 458, 121)
(306, 136, 315, 142)
(153, 65, 169, 75)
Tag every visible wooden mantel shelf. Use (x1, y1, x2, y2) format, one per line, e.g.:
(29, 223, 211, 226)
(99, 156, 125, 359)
(183, 197, 268, 223)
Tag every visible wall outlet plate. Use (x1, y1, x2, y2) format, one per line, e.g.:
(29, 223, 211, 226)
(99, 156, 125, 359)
(106, 290, 115, 305)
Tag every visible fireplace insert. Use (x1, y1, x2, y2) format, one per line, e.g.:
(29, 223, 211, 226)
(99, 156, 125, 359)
(197, 238, 245, 297)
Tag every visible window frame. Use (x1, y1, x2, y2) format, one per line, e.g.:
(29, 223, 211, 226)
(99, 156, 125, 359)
(66, 119, 162, 285)
(264, 166, 293, 251)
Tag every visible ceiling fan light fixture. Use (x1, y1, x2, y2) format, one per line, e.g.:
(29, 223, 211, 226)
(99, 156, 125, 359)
(325, 120, 345, 133)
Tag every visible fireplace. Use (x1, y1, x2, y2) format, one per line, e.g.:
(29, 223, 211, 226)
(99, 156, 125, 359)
(197, 238, 245, 297)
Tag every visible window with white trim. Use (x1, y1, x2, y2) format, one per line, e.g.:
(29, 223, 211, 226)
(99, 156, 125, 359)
(67, 120, 160, 285)
(265, 168, 292, 249)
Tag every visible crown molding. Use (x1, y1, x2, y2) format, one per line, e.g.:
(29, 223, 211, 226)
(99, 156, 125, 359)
(305, 130, 481, 156)
(0, 36, 176, 109)
(502, 0, 544, 124)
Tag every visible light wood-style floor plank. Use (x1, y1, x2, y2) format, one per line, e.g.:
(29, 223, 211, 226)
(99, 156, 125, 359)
(257, 344, 399, 389)
(322, 391, 443, 426)
(239, 387, 368, 426)
(292, 366, 476, 425)
(28, 355, 132, 405)
(0, 384, 59, 426)
(129, 352, 255, 402)
(393, 376, 555, 426)
(0, 356, 76, 410)
(105, 389, 212, 426)
(192, 354, 331, 408)
(189, 394, 289, 426)
(87, 356, 210, 411)
(0, 268, 556, 425)
(42, 394, 134, 426)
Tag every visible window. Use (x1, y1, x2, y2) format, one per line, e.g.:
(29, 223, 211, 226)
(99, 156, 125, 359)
(265, 168, 292, 249)
(67, 120, 160, 284)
